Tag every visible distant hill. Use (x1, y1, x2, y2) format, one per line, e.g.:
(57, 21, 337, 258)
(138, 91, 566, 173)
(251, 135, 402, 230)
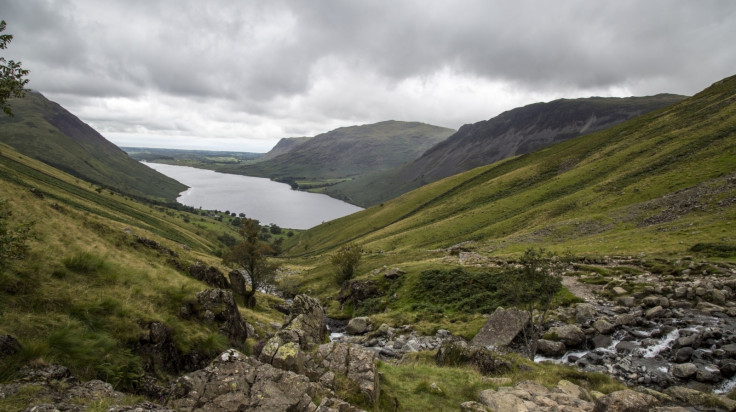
(256, 136, 312, 162)
(124, 147, 263, 168)
(0, 92, 186, 202)
(286, 76, 734, 256)
(222, 120, 455, 187)
(323, 94, 686, 207)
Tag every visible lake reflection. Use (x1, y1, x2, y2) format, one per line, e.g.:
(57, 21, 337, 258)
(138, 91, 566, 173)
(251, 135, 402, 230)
(143, 162, 363, 229)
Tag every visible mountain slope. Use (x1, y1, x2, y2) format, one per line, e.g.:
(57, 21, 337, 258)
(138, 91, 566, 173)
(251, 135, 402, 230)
(286, 76, 735, 257)
(256, 136, 312, 162)
(324, 94, 686, 207)
(224, 120, 455, 182)
(0, 92, 186, 202)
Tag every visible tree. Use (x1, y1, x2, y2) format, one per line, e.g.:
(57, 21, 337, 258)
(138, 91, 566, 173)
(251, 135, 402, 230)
(330, 243, 362, 284)
(503, 247, 565, 358)
(1, 21, 30, 117)
(222, 218, 278, 308)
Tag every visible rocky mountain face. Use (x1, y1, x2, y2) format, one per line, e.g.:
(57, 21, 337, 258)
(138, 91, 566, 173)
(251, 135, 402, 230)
(325, 94, 686, 207)
(257, 136, 312, 162)
(0, 92, 186, 202)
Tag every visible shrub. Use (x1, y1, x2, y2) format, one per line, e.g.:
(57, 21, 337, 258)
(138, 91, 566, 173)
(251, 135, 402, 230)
(330, 243, 362, 285)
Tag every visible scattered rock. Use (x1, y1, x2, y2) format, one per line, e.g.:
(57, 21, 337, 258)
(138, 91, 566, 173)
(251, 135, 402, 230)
(384, 267, 405, 279)
(188, 262, 229, 289)
(537, 339, 567, 357)
(346, 316, 373, 335)
(593, 389, 658, 412)
(470, 307, 531, 352)
(545, 324, 585, 347)
(671, 363, 697, 379)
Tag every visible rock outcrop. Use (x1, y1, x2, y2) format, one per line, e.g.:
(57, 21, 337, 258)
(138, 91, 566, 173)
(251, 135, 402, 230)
(470, 307, 531, 352)
(180, 289, 249, 346)
(188, 262, 229, 289)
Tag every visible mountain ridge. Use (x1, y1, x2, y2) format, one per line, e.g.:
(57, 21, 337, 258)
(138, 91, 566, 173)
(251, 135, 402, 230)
(323, 94, 687, 207)
(0, 91, 186, 202)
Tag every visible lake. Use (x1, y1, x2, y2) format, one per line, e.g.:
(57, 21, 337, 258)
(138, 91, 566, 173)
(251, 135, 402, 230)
(143, 162, 363, 230)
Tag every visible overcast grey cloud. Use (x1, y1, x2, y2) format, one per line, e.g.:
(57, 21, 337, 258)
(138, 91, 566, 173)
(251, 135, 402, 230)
(2, 0, 735, 151)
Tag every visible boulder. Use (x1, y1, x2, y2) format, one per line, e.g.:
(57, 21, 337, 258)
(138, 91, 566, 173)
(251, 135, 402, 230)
(477, 389, 528, 411)
(614, 313, 636, 326)
(345, 317, 372, 335)
(470, 307, 531, 351)
(673, 346, 693, 363)
(0, 334, 22, 358)
(545, 324, 585, 347)
(645, 306, 664, 319)
(384, 267, 405, 279)
(671, 363, 697, 379)
(306, 342, 380, 404)
(695, 364, 721, 383)
(665, 386, 736, 411)
(283, 294, 327, 350)
(593, 389, 658, 412)
(188, 262, 229, 289)
(575, 303, 598, 323)
(167, 349, 323, 411)
(435, 339, 512, 375)
(593, 318, 615, 335)
(228, 269, 247, 297)
(180, 289, 248, 346)
(537, 339, 566, 357)
(460, 401, 490, 412)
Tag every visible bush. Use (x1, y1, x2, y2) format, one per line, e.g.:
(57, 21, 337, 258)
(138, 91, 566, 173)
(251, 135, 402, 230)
(330, 243, 362, 284)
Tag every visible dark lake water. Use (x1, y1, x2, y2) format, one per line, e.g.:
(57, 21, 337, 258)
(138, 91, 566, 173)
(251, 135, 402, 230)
(143, 162, 363, 230)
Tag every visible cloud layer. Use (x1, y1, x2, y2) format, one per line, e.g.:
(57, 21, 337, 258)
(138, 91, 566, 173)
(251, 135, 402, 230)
(3, 0, 735, 151)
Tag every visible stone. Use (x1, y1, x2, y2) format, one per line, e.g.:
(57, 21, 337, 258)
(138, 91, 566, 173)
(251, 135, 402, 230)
(614, 313, 636, 326)
(695, 364, 721, 383)
(345, 316, 372, 335)
(673, 347, 693, 363)
(545, 324, 585, 347)
(617, 296, 637, 307)
(671, 363, 697, 379)
(477, 389, 529, 411)
(591, 334, 613, 349)
(593, 318, 616, 335)
(188, 262, 229, 289)
(306, 342, 380, 404)
(470, 307, 531, 351)
(593, 389, 658, 412)
(720, 359, 736, 378)
(723, 343, 736, 358)
(283, 294, 327, 349)
(181, 289, 248, 346)
(665, 386, 736, 411)
(575, 303, 598, 323)
(435, 339, 512, 375)
(613, 286, 628, 296)
(645, 306, 664, 319)
(556, 379, 592, 402)
(0, 334, 22, 358)
(537, 339, 566, 357)
(615, 341, 640, 354)
(167, 349, 322, 411)
(384, 267, 405, 279)
(460, 401, 490, 412)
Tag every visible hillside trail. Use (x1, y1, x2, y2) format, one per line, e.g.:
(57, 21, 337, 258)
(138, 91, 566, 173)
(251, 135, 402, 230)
(561, 275, 599, 301)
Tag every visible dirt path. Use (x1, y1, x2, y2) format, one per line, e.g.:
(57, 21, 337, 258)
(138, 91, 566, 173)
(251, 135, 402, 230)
(561, 275, 599, 302)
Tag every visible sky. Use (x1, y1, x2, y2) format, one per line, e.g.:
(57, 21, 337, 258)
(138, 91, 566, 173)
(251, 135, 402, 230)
(2, 1, 735, 153)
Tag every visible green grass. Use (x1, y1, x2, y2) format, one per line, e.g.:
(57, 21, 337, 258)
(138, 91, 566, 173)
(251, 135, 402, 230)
(0, 145, 285, 391)
(284, 74, 736, 260)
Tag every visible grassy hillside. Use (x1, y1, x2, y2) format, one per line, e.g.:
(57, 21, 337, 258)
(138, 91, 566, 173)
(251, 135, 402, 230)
(255, 136, 312, 162)
(276, 75, 735, 314)
(0, 143, 283, 388)
(223, 120, 455, 194)
(325, 95, 686, 207)
(0, 92, 186, 202)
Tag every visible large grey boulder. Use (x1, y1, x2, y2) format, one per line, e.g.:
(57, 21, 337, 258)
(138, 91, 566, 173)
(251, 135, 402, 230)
(305, 342, 380, 405)
(167, 349, 322, 411)
(180, 289, 249, 346)
(545, 324, 585, 347)
(346, 317, 373, 335)
(470, 307, 530, 351)
(593, 389, 658, 412)
(283, 294, 327, 349)
(188, 262, 229, 289)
